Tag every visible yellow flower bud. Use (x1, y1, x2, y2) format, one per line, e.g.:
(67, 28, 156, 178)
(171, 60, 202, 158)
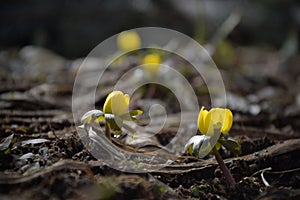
(117, 30, 141, 52)
(198, 106, 209, 134)
(142, 53, 161, 75)
(103, 91, 130, 116)
(197, 106, 233, 136)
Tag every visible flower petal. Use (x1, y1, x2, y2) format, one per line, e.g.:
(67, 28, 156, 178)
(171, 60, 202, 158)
(103, 92, 115, 113)
(81, 109, 103, 124)
(206, 108, 233, 135)
(197, 106, 209, 134)
(204, 109, 216, 136)
(103, 91, 130, 116)
(221, 109, 233, 134)
(201, 108, 232, 136)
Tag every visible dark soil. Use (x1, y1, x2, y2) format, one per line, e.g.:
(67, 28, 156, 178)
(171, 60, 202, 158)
(1, 45, 300, 200)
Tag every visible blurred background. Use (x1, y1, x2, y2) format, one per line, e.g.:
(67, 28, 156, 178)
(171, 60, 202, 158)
(1, 2, 300, 199)
(1, 0, 300, 131)
(1, 0, 299, 58)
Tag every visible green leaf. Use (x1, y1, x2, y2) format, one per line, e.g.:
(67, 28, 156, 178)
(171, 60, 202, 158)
(81, 109, 104, 124)
(130, 116, 138, 122)
(184, 135, 214, 157)
(119, 110, 143, 121)
(129, 109, 143, 116)
(94, 115, 105, 123)
(105, 114, 123, 134)
(4, 148, 10, 155)
(218, 137, 241, 156)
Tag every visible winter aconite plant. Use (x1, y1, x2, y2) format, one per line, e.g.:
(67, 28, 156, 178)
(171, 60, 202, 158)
(116, 29, 162, 77)
(142, 53, 161, 76)
(81, 91, 142, 140)
(185, 107, 241, 188)
(117, 30, 141, 52)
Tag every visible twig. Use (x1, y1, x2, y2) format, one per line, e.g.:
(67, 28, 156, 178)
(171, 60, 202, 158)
(0, 160, 95, 185)
(145, 84, 157, 99)
(251, 167, 272, 177)
(265, 167, 300, 174)
(261, 171, 271, 187)
(105, 122, 111, 140)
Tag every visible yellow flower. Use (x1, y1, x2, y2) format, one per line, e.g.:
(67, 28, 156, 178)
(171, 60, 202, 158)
(81, 91, 142, 136)
(142, 53, 161, 75)
(103, 91, 130, 116)
(197, 106, 233, 136)
(117, 30, 141, 52)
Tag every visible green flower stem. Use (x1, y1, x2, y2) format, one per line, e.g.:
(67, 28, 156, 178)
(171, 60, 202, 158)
(105, 122, 111, 140)
(212, 146, 236, 188)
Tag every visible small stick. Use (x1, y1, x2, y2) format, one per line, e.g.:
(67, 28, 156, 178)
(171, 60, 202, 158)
(146, 84, 156, 98)
(105, 122, 111, 141)
(261, 171, 270, 187)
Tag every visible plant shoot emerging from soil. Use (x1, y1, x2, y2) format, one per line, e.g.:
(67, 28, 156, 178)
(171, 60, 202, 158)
(185, 107, 241, 188)
(81, 90, 142, 140)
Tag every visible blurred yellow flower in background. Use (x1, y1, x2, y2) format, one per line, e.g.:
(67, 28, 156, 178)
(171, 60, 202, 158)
(197, 106, 233, 136)
(142, 53, 161, 75)
(117, 30, 141, 52)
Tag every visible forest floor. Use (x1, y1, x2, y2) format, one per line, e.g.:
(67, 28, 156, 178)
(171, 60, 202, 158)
(0, 45, 300, 199)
